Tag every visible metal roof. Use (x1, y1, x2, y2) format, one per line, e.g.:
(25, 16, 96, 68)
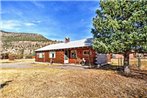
(35, 38, 93, 51)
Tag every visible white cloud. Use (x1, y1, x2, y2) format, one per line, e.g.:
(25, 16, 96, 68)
(1, 20, 38, 30)
(1, 8, 23, 18)
(32, 1, 45, 8)
(24, 22, 36, 26)
(31, 20, 42, 24)
(35, 20, 41, 23)
(1, 20, 21, 30)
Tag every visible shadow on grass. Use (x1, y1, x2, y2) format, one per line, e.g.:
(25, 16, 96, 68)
(96, 64, 124, 71)
(118, 69, 147, 81)
(96, 64, 147, 81)
(0, 80, 13, 89)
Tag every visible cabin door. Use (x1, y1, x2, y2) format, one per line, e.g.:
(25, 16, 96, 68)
(64, 50, 69, 63)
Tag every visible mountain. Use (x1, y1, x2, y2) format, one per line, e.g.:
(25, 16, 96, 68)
(0, 30, 61, 59)
(1, 30, 51, 42)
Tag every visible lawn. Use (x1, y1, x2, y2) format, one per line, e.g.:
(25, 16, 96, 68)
(0, 67, 147, 98)
(0, 59, 35, 63)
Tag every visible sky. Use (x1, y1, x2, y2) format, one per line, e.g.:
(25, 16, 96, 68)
(1, 0, 100, 41)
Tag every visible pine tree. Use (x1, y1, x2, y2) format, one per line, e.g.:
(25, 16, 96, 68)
(92, 0, 147, 66)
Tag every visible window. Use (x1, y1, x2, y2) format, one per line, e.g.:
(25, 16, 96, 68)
(38, 53, 44, 58)
(112, 54, 116, 59)
(83, 50, 91, 55)
(49, 51, 56, 58)
(71, 50, 77, 58)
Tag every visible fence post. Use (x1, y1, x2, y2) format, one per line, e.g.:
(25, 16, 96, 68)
(120, 58, 123, 66)
(137, 56, 141, 69)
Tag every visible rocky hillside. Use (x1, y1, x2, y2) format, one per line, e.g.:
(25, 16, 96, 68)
(0, 30, 61, 59)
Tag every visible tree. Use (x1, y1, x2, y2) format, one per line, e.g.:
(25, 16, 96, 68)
(92, 0, 147, 66)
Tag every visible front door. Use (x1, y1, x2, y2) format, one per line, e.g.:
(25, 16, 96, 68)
(64, 50, 69, 63)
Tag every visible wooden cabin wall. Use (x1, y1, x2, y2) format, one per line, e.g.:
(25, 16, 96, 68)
(69, 47, 96, 64)
(35, 47, 97, 64)
(35, 50, 64, 63)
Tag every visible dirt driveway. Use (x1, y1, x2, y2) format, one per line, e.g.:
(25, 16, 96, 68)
(0, 60, 84, 70)
(0, 62, 34, 68)
(2, 63, 85, 70)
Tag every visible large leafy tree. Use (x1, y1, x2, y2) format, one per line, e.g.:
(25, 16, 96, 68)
(92, 0, 147, 66)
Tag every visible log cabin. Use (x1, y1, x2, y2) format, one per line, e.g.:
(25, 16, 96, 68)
(35, 38, 98, 64)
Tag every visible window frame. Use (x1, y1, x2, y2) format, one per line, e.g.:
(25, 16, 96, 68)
(49, 51, 56, 58)
(70, 50, 77, 59)
(38, 52, 44, 58)
(83, 50, 91, 56)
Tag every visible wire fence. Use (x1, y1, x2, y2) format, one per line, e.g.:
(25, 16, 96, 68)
(111, 58, 147, 69)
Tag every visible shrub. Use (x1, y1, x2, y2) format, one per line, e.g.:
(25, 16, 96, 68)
(8, 54, 15, 60)
(25, 54, 33, 59)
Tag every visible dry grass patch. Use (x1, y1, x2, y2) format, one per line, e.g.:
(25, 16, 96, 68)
(31, 63, 49, 67)
(0, 60, 18, 63)
(0, 59, 35, 63)
(31, 63, 62, 67)
(0, 68, 147, 98)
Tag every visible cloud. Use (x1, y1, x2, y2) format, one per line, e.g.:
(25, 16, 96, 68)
(31, 20, 42, 24)
(1, 20, 21, 30)
(32, 1, 45, 8)
(11, 9, 23, 17)
(1, 20, 38, 30)
(24, 22, 36, 26)
(1, 8, 23, 17)
(34, 20, 41, 23)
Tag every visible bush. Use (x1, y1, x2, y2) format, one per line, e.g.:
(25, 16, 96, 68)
(25, 54, 33, 59)
(8, 54, 15, 60)
(15, 54, 23, 59)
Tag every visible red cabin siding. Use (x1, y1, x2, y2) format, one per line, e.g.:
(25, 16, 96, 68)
(35, 47, 96, 64)
(68, 47, 96, 64)
(53, 50, 64, 63)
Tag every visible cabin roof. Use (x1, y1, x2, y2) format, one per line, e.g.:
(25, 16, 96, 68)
(35, 38, 93, 51)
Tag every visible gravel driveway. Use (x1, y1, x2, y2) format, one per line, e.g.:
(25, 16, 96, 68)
(0, 62, 33, 68)
(0, 62, 84, 69)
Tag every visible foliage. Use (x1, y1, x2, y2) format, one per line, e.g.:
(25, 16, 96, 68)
(92, 0, 147, 54)
(25, 54, 33, 59)
(15, 54, 23, 59)
(8, 53, 15, 60)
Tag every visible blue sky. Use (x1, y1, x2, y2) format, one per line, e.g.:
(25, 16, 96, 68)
(1, 1, 100, 41)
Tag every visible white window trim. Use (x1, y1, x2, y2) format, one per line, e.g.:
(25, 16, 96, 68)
(49, 51, 56, 58)
(38, 53, 44, 58)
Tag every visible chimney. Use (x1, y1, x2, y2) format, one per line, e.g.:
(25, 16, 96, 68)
(65, 37, 70, 43)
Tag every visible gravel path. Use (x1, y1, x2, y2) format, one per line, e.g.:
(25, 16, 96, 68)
(0, 62, 33, 68)
(0, 62, 84, 70)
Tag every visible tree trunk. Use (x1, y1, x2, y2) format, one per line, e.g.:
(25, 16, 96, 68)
(123, 52, 130, 75)
(124, 52, 130, 66)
